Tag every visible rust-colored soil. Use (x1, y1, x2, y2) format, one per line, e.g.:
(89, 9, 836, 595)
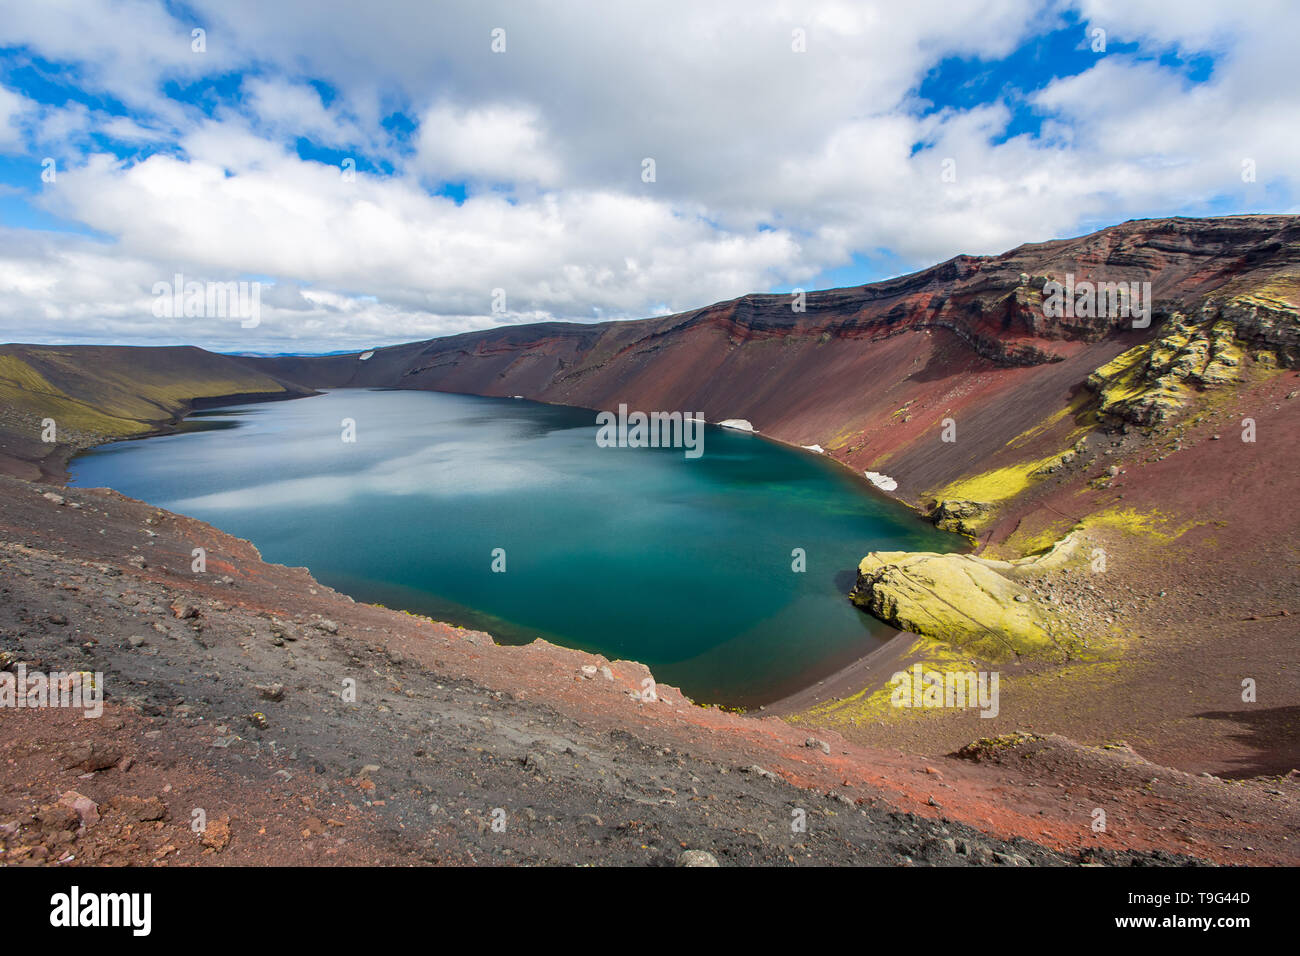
(2, 477, 1296, 866)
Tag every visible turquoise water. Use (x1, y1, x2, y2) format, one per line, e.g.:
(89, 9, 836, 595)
(69, 389, 957, 705)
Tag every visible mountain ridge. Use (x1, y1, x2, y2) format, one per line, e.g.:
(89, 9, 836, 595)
(0, 214, 1296, 856)
(240, 213, 1299, 515)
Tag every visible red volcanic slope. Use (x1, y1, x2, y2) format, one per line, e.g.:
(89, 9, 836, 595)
(245, 215, 1300, 506)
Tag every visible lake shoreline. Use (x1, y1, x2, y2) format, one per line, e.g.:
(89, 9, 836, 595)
(67, 385, 965, 708)
(757, 626, 919, 717)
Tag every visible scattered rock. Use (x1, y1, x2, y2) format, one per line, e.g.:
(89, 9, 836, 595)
(930, 499, 991, 537)
(63, 742, 124, 773)
(915, 835, 957, 861)
(256, 682, 286, 702)
(523, 752, 548, 774)
(677, 849, 719, 867)
(58, 790, 99, 827)
(108, 795, 167, 822)
(200, 815, 232, 851)
(35, 804, 82, 836)
(955, 838, 994, 863)
(852, 551, 1061, 660)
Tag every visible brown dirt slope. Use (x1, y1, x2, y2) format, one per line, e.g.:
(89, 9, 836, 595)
(3, 476, 1296, 866)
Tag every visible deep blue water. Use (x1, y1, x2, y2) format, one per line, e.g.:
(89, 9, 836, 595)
(70, 389, 957, 705)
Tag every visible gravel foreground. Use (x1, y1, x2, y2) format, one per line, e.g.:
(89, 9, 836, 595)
(2, 474, 1294, 866)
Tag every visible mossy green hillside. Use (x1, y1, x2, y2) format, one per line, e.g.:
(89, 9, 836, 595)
(0, 345, 309, 444)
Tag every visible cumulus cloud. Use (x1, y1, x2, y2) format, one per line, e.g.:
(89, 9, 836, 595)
(415, 102, 560, 186)
(0, 0, 1296, 351)
(0, 85, 33, 151)
(240, 77, 367, 150)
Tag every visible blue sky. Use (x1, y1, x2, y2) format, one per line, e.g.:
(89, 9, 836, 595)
(0, 0, 1294, 351)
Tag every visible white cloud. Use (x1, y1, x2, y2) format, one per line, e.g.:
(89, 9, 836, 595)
(0, 0, 1296, 351)
(0, 85, 33, 151)
(415, 102, 560, 186)
(240, 77, 366, 150)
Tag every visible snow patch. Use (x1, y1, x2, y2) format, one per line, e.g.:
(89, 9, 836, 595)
(864, 471, 898, 492)
(717, 419, 755, 432)
(802, 444, 825, 454)
(358, 350, 375, 361)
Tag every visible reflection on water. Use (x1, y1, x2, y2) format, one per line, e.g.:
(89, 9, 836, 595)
(71, 389, 958, 706)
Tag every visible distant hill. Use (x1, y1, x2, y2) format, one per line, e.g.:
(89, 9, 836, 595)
(0, 344, 315, 480)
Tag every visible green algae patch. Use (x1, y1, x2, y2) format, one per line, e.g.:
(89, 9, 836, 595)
(851, 551, 1062, 662)
(1079, 505, 1198, 545)
(789, 635, 977, 729)
(931, 461, 1039, 505)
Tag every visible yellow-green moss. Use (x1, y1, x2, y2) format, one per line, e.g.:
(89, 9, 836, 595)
(1006, 391, 1094, 450)
(928, 451, 1066, 506)
(1085, 311, 1276, 424)
(1078, 505, 1198, 544)
(852, 551, 1063, 662)
(0, 355, 152, 437)
(1005, 516, 1075, 557)
(790, 636, 975, 727)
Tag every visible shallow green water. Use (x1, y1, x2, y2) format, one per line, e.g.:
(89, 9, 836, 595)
(70, 389, 957, 705)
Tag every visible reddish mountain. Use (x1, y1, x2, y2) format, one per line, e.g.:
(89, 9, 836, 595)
(244, 214, 1300, 779)
(3, 214, 1296, 786)
(247, 214, 1300, 514)
(2, 210, 1300, 868)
